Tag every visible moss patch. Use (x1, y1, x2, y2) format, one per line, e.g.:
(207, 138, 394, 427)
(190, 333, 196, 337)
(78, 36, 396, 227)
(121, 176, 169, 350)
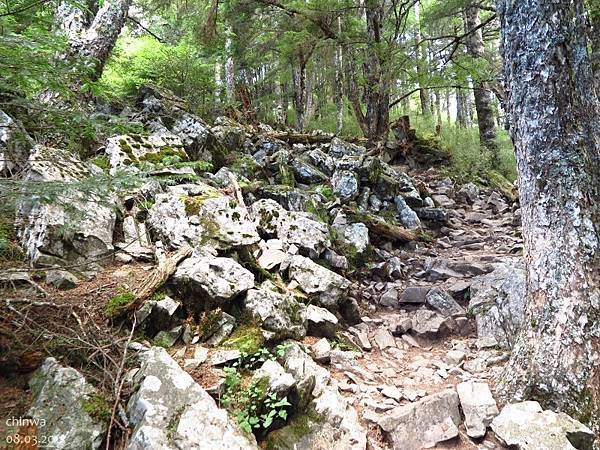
(104, 292, 135, 318)
(222, 322, 265, 355)
(138, 146, 187, 163)
(182, 192, 220, 216)
(264, 408, 321, 450)
(81, 394, 111, 423)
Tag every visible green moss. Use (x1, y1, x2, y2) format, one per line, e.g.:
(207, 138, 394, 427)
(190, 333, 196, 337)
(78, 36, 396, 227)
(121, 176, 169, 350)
(305, 199, 329, 224)
(222, 322, 265, 355)
(91, 155, 110, 172)
(138, 146, 187, 163)
(333, 331, 361, 352)
(182, 192, 220, 216)
(264, 408, 321, 450)
(315, 185, 334, 200)
(82, 394, 111, 423)
(105, 292, 135, 317)
(230, 154, 261, 178)
(197, 310, 225, 340)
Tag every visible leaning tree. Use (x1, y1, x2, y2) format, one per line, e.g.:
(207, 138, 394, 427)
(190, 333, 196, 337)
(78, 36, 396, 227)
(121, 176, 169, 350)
(497, 0, 600, 434)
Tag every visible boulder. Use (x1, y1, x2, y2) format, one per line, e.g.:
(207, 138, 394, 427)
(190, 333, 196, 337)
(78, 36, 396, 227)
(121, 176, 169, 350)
(329, 137, 366, 158)
(252, 359, 296, 397)
(16, 146, 116, 266)
(378, 390, 461, 450)
(291, 158, 329, 184)
(27, 358, 106, 450)
(491, 401, 595, 450)
(136, 295, 183, 336)
(276, 341, 367, 449)
(456, 381, 499, 438)
(105, 133, 186, 174)
(311, 338, 332, 364)
(425, 287, 466, 318)
(172, 255, 254, 309)
(469, 259, 526, 348)
(306, 304, 339, 338)
(399, 286, 430, 304)
(45, 269, 78, 290)
(411, 309, 453, 339)
(331, 170, 359, 201)
(456, 183, 479, 205)
(244, 282, 307, 341)
(171, 113, 212, 161)
(251, 199, 330, 256)
(288, 255, 350, 311)
(394, 196, 421, 229)
(127, 347, 258, 450)
(197, 309, 236, 345)
(332, 213, 370, 254)
(0, 109, 30, 175)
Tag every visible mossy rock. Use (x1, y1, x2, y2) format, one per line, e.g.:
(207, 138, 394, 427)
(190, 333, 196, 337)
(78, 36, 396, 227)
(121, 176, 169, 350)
(182, 192, 220, 216)
(263, 409, 322, 450)
(222, 322, 265, 354)
(81, 394, 111, 423)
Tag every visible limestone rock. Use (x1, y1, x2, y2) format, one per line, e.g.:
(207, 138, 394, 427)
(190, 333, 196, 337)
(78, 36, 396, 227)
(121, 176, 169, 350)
(332, 169, 359, 201)
(45, 269, 78, 290)
(127, 347, 257, 450)
(251, 199, 330, 256)
(394, 196, 421, 229)
(306, 304, 339, 338)
(172, 255, 254, 309)
(469, 259, 526, 348)
(252, 359, 296, 396)
(456, 381, 499, 438)
(411, 310, 453, 339)
(425, 287, 466, 318)
(291, 157, 329, 184)
(16, 146, 116, 266)
(378, 390, 461, 450)
(491, 401, 595, 450)
(105, 133, 186, 175)
(288, 255, 350, 311)
(311, 338, 332, 364)
(399, 286, 430, 304)
(28, 358, 106, 450)
(244, 283, 307, 341)
(0, 109, 30, 175)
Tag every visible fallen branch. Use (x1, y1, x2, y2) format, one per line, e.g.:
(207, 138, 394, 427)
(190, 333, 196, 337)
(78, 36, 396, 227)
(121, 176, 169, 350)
(115, 243, 192, 317)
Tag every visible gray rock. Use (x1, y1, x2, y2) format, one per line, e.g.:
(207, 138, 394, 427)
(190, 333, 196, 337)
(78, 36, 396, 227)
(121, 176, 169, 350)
(456, 183, 479, 205)
(425, 287, 466, 318)
(45, 269, 78, 290)
(153, 326, 182, 348)
(307, 148, 336, 175)
(251, 199, 330, 256)
(329, 137, 366, 158)
(380, 287, 399, 308)
(469, 260, 526, 348)
(278, 341, 367, 449)
(311, 338, 332, 364)
(27, 358, 106, 450)
(394, 196, 421, 229)
(378, 390, 461, 450)
(209, 349, 242, 366)
(399, 286, 430, 304)
(16, 146, 116, 266)
(0, 109, 30, 175)
(116, 216, 153, 260)
(127, 347, 257, 449)
(411, 310, 453, 339)
(244, 282, 307, 341)
(306, 304, 339, 338)
(202, 310, 236, 346)
(349, 327, 372, 351)
(332, 170, 359, 201)
(171, 113, 211, 160)
(456, 381, 499, 438)
(373, 328, 396, 350)
(288, 255, 350, 311)
(491, 401, 595, 450)
(172, 255, 254, 309)
(291, 157, 329, 184)
(135, 295, 182, 335)
(415, 207, 449, 223)
(252, 359, 296, 396)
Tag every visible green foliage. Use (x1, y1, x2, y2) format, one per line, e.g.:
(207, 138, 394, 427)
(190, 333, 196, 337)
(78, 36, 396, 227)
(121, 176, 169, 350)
(81, 394, 111, 423)
(221, 366, 291, 434)
(91, 155, 110, 172)
(105, 292, 135, 317)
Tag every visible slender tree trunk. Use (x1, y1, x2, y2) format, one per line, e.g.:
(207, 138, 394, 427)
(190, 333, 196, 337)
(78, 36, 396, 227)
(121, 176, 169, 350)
(215, 62, 223, 104)
(292, 58, 307, 131)
(414, 2, 430, 116)
(345, 47, 369, 137)
(445, 89, 451, 123)
(334, 17, 344, 135)
(497, 0, 600, 435)
(456, 88, 470, 127)
(464, 3, 498, 155)
(274, 79, 285, 127)
(225, 33, 235, 103)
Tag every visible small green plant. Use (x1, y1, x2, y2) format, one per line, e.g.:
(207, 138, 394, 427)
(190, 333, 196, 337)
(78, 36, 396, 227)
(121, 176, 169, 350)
(315, 185, 334, 200)
(104, 292, 135, 317)
(82, 394, 111, 422)
(91, 155, 110, 171)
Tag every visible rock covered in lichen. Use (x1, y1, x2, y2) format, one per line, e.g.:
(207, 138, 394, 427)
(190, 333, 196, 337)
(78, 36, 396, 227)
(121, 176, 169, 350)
(28, 358, 107, 450)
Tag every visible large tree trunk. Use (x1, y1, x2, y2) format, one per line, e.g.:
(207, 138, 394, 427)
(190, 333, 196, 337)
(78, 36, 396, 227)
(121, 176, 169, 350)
(292, 59, 307, 131)
(464, 3, 497, 154)
(456, 88, 471, 128)
(497, 0, 600, 434)
(56, 0, 131, 81)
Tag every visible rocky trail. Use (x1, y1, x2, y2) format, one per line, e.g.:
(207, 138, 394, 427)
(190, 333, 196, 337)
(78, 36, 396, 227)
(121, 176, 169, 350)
(1, 87, 595, 450)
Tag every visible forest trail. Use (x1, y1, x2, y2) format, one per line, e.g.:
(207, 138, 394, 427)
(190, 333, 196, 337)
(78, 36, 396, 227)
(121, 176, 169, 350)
(318, 170, 521, 449)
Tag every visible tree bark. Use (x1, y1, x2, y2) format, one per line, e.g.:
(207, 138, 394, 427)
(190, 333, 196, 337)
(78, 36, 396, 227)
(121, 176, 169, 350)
(56, 0, 131, 81)
(589, 9, 600, 97)
(464, 3, 497, 154)
(414, 2, 430, 116)
(292, 58, 307, 131)
(225, 33, 235, 103)
(334, 17, 344, 135)
(497, 0, 600, 434)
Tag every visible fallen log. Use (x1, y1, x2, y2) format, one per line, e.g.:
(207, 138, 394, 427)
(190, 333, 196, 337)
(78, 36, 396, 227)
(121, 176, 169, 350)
(115, 243, 192, 317)
(266, 131, 366, 145)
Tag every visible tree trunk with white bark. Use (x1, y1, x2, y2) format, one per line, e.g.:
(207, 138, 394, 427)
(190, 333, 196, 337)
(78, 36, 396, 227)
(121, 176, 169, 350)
(497, 0, 600, 435)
